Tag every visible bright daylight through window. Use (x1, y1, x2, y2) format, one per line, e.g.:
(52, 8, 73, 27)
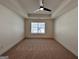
(31, 22, 45, 34)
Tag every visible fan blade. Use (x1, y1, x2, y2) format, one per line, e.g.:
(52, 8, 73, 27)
(44, 7, 51, 12)
(34, 9, 40, 13)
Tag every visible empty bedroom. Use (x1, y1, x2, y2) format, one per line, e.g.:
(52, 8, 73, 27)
(0, 0, 78, 59)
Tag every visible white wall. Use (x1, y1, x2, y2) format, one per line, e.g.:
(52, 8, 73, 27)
(54, 7, 78, 56)
(0, 4, 24, 55)
(25, 19, 54, 38)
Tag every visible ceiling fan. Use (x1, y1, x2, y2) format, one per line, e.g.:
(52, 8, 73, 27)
(34, 0, 52, 13)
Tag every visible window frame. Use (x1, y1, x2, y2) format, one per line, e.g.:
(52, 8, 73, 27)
(31, 22, 46, 34)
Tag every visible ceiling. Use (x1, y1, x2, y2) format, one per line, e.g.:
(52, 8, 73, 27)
(0, 0, 78, 18)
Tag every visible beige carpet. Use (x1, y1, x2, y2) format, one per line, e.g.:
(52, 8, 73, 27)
(3, 39, 77, 59)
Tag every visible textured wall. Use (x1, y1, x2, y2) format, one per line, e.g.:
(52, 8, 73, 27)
(55, 7, 78, 56)
(25, 19, 54, 38)
(0, 4, 24, 55)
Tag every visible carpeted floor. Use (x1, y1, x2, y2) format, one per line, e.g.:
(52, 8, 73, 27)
(3, 39, 77, 59)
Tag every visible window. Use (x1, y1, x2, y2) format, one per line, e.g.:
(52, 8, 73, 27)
(31, 22, 45, 34)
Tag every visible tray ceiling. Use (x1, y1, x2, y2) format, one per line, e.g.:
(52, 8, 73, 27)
(0, 0, 77, 18)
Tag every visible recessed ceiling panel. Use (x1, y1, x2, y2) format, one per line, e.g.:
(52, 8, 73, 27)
(44, 0, 64, 12)
(17, 0, 64, 13)
(17, 0, 40, 13)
